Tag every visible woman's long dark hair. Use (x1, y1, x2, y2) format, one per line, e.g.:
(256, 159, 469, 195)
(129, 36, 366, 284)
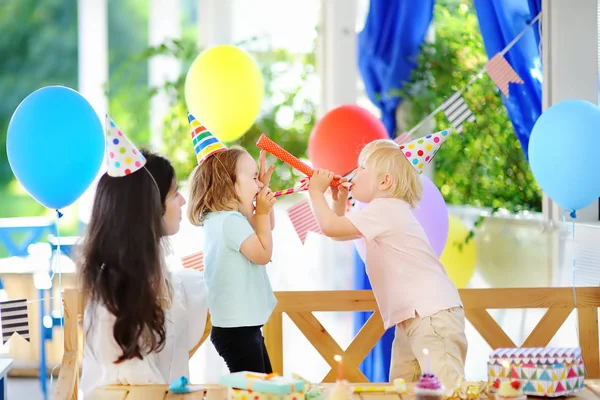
(79, 150, 175, 363)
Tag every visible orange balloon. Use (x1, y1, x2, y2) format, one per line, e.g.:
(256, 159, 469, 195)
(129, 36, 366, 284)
(308, 105, 389, 175)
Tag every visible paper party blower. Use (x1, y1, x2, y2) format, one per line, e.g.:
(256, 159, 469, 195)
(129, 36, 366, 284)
(188, 113, 227, 164)
(105, 115, 146, 177)
(400, 129, 452, 173)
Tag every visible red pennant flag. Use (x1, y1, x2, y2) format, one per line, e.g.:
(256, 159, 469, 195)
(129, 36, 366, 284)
(484, 53, 524, 97)
(287, 199, 322, 244)
(182, 251, 204, 272)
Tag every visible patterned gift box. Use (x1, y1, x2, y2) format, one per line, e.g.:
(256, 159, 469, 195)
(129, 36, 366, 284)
(487, 347, 585, 397)
(229, 388, 305, 400)
(220, 372, 305, 395)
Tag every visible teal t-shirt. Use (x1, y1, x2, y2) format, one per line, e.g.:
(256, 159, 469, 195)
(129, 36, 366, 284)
(203, 211, 277, 327)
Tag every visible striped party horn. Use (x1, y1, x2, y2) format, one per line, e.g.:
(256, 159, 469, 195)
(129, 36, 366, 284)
(256, 134, 341, 188)
(273, 178, 309, 197)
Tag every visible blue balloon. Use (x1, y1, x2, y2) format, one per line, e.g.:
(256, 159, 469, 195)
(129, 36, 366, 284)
(529, 99, 600, 212)
(7, 86, 105, 209)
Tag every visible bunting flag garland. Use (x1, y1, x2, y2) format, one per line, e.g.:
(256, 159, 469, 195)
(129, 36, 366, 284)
(404, 12, 541, 139)
(0, 299, 30, 344)
(484, 53, 524, 97)
(182, 251, 204, 272)
(440, 92, 476, 133)
(288, 199, 322, 244)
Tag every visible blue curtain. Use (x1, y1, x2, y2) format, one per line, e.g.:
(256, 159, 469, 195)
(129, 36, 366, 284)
(355, 0, 434, 382)
(473, 0, 542, 159)
(358, 0, 435, 136)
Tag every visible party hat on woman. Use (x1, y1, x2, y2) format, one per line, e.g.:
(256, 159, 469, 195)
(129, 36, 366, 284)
(105, 115, 146, 177)
(188, 113, 227, 164)
(400, 128, 452, 173)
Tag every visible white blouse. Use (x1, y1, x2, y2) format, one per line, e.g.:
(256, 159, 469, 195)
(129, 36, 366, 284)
(80, 268, 208, 398)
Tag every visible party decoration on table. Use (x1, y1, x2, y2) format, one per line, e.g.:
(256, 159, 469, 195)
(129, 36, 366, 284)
(328, 356, 352, 400)
(292, 373, 324, 400)
(493, 361, 526, 400)
(440, 216, 477, 288)
(256, 134, 341, 188)
(353, 174, 449, 261)
(529, 99, 600, 216)
(188, 113, 228, 165)
(412, 175, 449, 257)
(219, 371, 305, 395)
(352, 378, 406, 394)
(185, 45, 264, 142)
(440, 93, 476, 134)
(182, 251, 204, 272)
(484, 53, 524, 97)
(0, 299, 30, 344)
(6, 86, 104, 209)
(445, 378, 493, 400)
(105, 115, 146, 177)
(415, 372, 444, 400)
(230, 388, 306, 400)
(308, 104, 388, 175)
(287, 199, 322, 244)
(168, 376, 205, 394)
(487, 348, 584, 397)
(400, 129, 452, 173)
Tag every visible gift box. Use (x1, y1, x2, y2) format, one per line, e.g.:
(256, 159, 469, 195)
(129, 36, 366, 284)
(487, 347, 585, 397)
(220, 372, 305, 395)
(229, 388, 305, 400)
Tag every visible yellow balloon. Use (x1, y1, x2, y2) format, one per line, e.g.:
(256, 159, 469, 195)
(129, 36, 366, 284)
(440, 216, 477, 288)
(185, 45, 264, 142)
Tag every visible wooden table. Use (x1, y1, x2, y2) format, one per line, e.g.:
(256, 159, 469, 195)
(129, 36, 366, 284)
(90, 380, 600, 400)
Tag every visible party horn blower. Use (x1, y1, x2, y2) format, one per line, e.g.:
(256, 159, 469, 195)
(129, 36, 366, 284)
(256, 134, 341, 187)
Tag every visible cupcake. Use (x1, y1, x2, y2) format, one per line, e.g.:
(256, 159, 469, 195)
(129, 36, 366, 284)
(495, 380, 526, 400)
(415, 373, 445, 400)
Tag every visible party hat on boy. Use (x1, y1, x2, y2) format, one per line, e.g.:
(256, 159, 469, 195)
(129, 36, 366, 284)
(105, 115, 146, 177)
(188, 113, 227, 165)
(400, 128, 452, 173)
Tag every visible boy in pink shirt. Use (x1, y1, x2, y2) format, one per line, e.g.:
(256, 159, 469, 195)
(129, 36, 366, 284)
(308, 133, 467, 387)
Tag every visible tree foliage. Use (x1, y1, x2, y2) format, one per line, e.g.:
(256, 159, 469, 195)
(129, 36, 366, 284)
(402, 0, 542, 213)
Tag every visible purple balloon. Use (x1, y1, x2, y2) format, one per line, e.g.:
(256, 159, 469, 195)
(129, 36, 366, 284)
(352, 175, 449, 260)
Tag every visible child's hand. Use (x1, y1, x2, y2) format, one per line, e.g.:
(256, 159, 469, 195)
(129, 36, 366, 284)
(255, 186, 275, 215)
(309, 169, 334, 193)
(331, 175, 349, 202)
(258, 150, 275, 187)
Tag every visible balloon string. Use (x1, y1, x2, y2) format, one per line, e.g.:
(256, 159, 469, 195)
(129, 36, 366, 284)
(49, 209, 64, 387)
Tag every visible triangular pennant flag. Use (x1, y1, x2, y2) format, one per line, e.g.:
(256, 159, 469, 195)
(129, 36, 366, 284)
(105, 115, 146, 177)
(399, 129, 451, 173)
(0, 299, 30, 344)
(287, 199, 322, 244)
(484, 53, 524, 97)
(182, 251, 204, 272)
(188, 113, 227, 165)
(440, 93, 476, 133)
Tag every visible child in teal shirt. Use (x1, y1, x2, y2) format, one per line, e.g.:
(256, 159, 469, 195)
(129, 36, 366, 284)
(187, 126, 276, 373)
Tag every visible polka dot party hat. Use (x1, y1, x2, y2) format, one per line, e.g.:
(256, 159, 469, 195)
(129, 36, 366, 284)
(400, 128, 452, 173)
(188, 112, 227, 165)
(105, 115, 146, 177)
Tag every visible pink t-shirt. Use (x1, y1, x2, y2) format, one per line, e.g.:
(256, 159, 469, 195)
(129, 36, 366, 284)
(346, 197, 463, 329)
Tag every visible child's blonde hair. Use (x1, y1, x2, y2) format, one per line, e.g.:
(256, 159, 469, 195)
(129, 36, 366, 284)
(187, 146, 248, 226)
(358, 139, 423, 208)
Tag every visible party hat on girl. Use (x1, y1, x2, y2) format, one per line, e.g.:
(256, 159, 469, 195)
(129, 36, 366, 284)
(105, 115, 146, 177)
(400, 128, 452, 173)
(188, 113, 227, 164)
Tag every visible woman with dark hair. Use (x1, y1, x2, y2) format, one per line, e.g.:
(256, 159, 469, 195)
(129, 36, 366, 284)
(79, 117, 207, 397)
